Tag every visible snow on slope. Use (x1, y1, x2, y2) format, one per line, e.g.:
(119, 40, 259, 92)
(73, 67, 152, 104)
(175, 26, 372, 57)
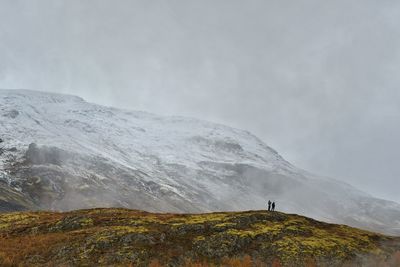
(0, 89, 399, 235)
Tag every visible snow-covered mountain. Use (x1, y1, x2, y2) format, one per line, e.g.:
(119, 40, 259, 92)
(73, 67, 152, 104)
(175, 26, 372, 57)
(1, 89, 399, 235)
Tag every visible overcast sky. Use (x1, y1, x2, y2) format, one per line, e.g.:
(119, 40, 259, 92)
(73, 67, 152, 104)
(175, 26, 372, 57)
(1, 0, 400, 203)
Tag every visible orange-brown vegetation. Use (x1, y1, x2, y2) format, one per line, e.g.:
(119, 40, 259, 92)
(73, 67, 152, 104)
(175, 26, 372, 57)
(0, 208, 399, 266)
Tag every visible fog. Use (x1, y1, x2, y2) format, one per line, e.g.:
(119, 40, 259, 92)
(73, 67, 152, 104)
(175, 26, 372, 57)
(0, 0, 399, 203)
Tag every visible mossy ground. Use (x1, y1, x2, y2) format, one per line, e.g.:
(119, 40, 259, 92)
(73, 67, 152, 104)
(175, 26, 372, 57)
(0, 208, 399, 266)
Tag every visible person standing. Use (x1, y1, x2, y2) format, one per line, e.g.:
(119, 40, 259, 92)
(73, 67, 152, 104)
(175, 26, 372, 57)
(272, 202, 275, 211)
(268, 200, 271, 211)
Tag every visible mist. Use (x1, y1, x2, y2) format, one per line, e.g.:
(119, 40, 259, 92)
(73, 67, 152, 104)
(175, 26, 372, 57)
(0, 0, 399, 203)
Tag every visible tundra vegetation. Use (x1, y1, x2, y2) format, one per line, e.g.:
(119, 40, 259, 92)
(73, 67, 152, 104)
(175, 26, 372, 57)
(0, 208, 399, 266)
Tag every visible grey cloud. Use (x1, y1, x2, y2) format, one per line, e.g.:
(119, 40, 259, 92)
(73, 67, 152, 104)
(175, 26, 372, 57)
(0, 0, 399, 202)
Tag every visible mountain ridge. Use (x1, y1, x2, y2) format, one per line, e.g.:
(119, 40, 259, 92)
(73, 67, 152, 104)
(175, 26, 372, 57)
(1, 89, 400, 235)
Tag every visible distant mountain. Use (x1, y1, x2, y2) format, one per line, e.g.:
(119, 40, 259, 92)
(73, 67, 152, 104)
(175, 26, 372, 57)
(1, 89, 399, 235)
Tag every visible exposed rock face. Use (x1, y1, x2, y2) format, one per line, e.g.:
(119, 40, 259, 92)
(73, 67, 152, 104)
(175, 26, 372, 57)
(25, 143, 64, 165)
(2, 109, 19, 119)
(0, 182, 37, 212)
(0, 89, 400, 235)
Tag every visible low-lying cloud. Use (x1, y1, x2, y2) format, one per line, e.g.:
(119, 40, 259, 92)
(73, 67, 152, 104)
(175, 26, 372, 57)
(0, 0, 399, 202)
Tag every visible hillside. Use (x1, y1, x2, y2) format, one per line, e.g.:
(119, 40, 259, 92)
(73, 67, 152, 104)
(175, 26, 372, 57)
(0, 208, 399, 267)
(1, 89, 400, 235)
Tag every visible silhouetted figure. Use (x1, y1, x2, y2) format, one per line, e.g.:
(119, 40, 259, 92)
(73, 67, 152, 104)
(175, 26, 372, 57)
(268, 200, 271, 211)
(272, 202, 275, 211)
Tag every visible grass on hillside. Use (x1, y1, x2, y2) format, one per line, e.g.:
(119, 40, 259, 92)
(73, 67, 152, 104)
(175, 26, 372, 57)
(0, 208, 399, 266)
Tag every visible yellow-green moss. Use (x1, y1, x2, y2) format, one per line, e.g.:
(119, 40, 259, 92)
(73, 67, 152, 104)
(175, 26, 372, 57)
(0, 208, 397, 267)
(214, 222, 236, 228)
(0, 212, 40, 230)
(194, 236, 206, 241)
(166, 213, 229, 225)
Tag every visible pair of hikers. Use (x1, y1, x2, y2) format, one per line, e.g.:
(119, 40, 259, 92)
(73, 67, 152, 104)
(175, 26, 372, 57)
(267, 200, 276, 211)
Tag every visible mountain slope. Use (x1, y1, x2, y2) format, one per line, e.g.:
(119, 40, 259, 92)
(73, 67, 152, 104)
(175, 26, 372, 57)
(0, 89, 400, 235)
(0, 208, 399, 266)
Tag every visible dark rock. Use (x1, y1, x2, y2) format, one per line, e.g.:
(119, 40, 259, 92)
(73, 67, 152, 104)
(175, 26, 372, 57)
(0, 199, 28, 212)
(3, 109, 19, 119)
(49, 216, 93, 232)
(25, 143, 64, 165)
